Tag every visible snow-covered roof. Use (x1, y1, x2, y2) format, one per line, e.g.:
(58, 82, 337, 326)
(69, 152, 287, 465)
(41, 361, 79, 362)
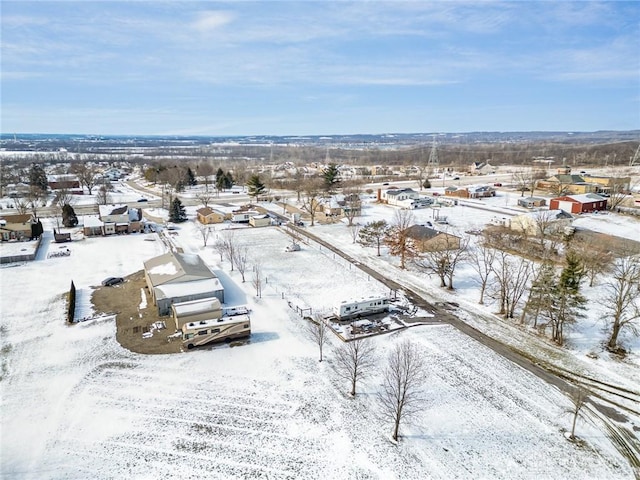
(98, 204, 129, 217)
(564, 193, 606, 203)
(171, 297, 222, 317)
(144, 251, 218, 287)
(515, 209, 573, 221)
(82, 215, 103, 228)
(385, 188, 416, 196)
(155, 278, 224, 300)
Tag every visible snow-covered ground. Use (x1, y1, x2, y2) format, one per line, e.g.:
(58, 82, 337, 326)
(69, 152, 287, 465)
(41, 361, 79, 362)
(1, 187, 639, 478)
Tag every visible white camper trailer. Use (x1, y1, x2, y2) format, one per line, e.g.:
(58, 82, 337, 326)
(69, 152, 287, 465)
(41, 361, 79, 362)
(333, 296, 390, 320)
(182, 315, 251, 349)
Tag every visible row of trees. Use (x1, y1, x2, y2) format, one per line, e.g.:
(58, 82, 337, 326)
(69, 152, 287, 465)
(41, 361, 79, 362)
(353, 208, 639, 352)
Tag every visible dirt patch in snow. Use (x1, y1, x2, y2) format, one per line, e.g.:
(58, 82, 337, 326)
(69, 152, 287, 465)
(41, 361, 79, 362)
(90, 269, 181, 355)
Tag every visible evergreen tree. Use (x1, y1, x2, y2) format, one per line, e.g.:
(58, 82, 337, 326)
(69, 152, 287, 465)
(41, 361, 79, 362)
(322, 163, 341, 194)
(186, 167, 197, 186)
(169, 197, 187, 223)
(31, 219, 43, 239)
(358, 220, 390, 256)
(29, 164, 48, 193)
(224, 171, 234, 189)
(546, 252, 587, 345)
(61, 204, 78, 227)
(247, 174, 266, 200)
(215, 167, 225, 184)
(521, 262, 556, 327)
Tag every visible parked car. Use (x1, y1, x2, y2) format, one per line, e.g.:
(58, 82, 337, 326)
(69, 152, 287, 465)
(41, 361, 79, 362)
(493, 182, 502, 187)
(102, 277, 124, 287)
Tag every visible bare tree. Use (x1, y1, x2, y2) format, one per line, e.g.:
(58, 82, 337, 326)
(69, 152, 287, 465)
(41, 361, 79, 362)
(252, 260, 263, 298)
(53, 188, 75, 210)
(383, 209, 418, 269)
(196, 192, 214, 209)
(233, 246, 249, 282)
(566, 387, 588, 441)
(197, 224, 213, 247)
(469, 242, 496, 304)
(70, 162, 99, 195)
(531, 209, 560, 250)
(604, 255, 640, 353)
(95, 184, 111, 205)
(414, 233, 469, 289)
(300, 178, 324, 226)
(306, 313, 329, 362)
(197, 161, 215, 192)
(605, 171, 635, 211)
(492, 251, 533, 319)
(348, 224, 361, 244)
(342, 188, 362, 226)
(212, 236, 226, 262)
(219, 230, 236, 271)
(511, 169, 536, 197)
(334, 337, 377, 396)
(14, 198, 29, 215)
(377, 340, 428, 442)
(571, 236, 613, 287)
(27, 188, 45, 218)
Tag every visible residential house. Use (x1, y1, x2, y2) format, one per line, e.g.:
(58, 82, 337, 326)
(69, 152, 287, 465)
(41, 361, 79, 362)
(171, 297, 222, 331)
(469, 162, 495, 175)
(144, 251, 224, 316)
(0, 214, 35, 241)
(85, 204, 142, 236)
(445, 185, 495, 199)
(537, 174, 596, 195)
(196, 207, 225, 225)
(510, 209, 573, 236)
(549, 194, 608, 214)
(582, 175, 631, 195)
(406, 225, 461, 252)
(98, 205, 142, 235)
(82, 215, 105, 237)
(379, 188, 420, 206)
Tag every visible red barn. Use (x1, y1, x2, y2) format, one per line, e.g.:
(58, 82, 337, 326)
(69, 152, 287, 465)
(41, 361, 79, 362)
(549, 194, 607, 214)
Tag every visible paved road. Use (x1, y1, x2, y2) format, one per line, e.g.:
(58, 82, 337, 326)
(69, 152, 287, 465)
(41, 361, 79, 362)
(275, 215, 640, 476)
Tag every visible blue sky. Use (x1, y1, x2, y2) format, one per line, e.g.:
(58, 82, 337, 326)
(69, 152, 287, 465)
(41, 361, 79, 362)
(1, 1, 639, 136)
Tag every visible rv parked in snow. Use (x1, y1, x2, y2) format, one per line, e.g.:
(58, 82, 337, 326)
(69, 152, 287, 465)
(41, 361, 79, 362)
(333, 296, 390, 320)
(182, 315, 251, 349)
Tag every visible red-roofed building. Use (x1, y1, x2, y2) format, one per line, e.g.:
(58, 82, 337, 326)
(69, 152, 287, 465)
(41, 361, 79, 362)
(549, 194, 607, 214)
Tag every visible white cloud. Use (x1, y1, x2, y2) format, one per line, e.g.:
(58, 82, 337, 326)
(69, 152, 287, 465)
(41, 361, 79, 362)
(191, 10, 234, 33)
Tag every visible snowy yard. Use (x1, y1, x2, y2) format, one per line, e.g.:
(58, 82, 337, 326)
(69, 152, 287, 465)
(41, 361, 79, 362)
(1, 194, 639, 478)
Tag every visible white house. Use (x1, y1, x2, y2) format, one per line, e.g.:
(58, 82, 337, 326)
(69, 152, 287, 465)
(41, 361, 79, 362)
(380, 188, 420, 206)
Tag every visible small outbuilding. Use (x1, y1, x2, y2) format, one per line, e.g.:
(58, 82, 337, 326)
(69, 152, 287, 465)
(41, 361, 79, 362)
(517, 197, 547, 208)
(249, 215, 271, 227)
(171, 297, 222, 331)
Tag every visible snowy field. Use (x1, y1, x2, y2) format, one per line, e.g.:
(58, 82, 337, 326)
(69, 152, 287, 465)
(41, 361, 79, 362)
(1, 198, 638, 478)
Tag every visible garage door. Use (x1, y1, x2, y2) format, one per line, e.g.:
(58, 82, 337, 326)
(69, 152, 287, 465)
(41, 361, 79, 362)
(557, 200, 575, 213)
